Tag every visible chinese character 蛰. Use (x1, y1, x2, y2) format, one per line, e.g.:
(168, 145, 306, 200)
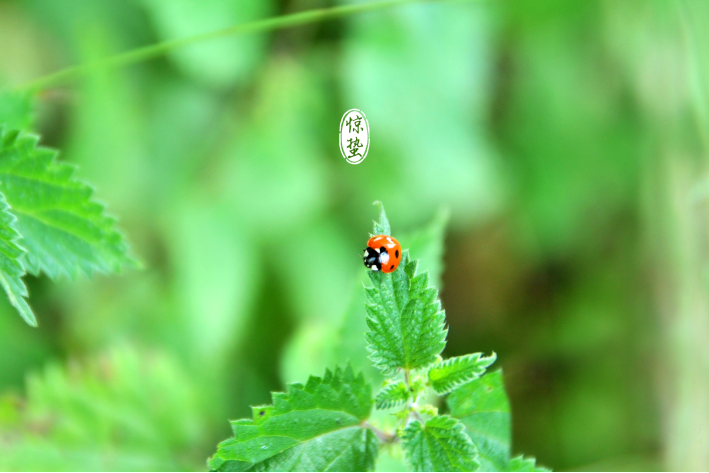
(347, 136, 363, 159)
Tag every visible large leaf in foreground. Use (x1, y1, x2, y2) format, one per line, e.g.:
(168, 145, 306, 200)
(448, 370, 511, 472)
(0, 191, 33, 325)
(0, 128, 134, 279)
(401, 415, 479, 472)
(209, 365, 379, 472)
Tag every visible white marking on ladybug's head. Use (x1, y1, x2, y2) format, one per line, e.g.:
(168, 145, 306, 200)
(371, 266, 379, 271)
(376, 247, 382, 253)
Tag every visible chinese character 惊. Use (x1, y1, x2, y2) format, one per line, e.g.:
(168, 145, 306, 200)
(346, 115, 362, 134)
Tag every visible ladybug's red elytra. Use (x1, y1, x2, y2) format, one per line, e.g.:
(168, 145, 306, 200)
(362, 235, 402, 273)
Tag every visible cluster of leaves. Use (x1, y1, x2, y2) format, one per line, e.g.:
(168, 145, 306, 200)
(210, 204, 547, 472)
(0, 94, 134, 326)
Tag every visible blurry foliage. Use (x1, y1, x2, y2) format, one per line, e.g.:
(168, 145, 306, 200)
(0, 346, 209, 471)
(0, 0, 704, 470)
(0, 91, 33, 131)
(141, 0, 273, 88)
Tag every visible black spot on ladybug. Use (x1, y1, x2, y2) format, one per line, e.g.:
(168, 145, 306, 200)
(395, 250, 399, 258)
(390, 265, 395, 270)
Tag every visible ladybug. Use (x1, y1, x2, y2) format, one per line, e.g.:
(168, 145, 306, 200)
(363, 235, 402, 273)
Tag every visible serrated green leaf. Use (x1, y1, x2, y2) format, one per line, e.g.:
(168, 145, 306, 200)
(448, 371, 511, 472)
(401, 415, 479, 472)
(209, 365, 379, 472)
(375, 381, 411, 410)
(364, 204, 447, 377)
(0, 128, 134, 280)
(372, 201, 391, 236)
(331, 209, 449, 387)
(506, 456, 550, 472)
(0, 191, 33, 326)
(365, 255, 447, 377)
(428, 352, 497, 395)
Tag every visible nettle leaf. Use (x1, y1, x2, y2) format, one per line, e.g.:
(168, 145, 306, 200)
(375, 381, 411, 410)
(364, 204, 447, 377)
(428, 352, 497, 395)
(0, 129, 134, 280)
(507, 456, 550, 472)
(448, 371, 510, 472)
(209, 365, 379, 472)
(372, 201, 391, 236)
(0, 191, 33, 326)
(401, 415, 479, 472)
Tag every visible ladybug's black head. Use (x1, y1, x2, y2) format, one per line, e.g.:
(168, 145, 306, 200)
(363, 246, 387, 271)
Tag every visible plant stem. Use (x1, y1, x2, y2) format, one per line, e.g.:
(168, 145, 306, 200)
(364, 422, 398, 444)
(15, 0, 474, 93)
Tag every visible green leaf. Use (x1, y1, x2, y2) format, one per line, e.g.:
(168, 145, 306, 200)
(0, 128, 134, 280)
(448, 371, 511, 472)
(0, 191, 33, 326)
(364, 205, 447, 377)
(375, 381, 411, 410)
(401, 415, 479, 472)
(507, 456, 550, 472)
(209, 365, 379, 472)
(330, 209, 450, 386)
(372, 201, 391, 236)
(428, 352, 497, 395)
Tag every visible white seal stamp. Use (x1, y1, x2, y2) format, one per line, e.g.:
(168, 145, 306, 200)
(339, 109, 369, 164)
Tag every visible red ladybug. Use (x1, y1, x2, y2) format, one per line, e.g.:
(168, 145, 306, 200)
(363, 235, 402, 273)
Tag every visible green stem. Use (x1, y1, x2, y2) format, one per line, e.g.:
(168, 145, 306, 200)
(15, 0, 466, 93)
(364, 422, 398, 444)
(400, 369, 415, 427)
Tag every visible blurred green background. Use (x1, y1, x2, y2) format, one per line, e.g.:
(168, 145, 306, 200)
(1, 0, 708, 470)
